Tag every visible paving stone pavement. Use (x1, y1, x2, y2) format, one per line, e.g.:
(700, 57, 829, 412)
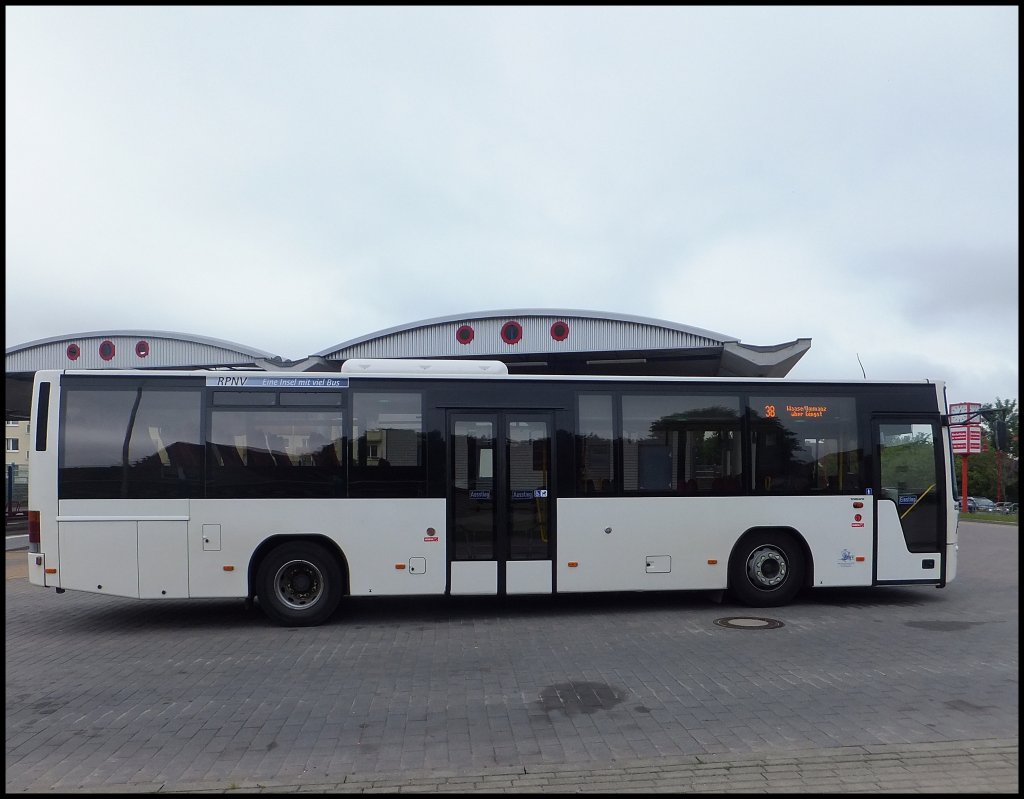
(56, 739, 1017, 793)
(6, 522, 1018, 794)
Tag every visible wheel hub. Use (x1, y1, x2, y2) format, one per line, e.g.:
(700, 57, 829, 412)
(748, 546, 787, 588)
(275, 560, 324, 609)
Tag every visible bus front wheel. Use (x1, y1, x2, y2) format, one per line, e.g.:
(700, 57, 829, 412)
(728, 531, 805, 607)
(255, 541, 343, 627)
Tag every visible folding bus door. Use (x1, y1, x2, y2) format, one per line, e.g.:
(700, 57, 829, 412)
(872, 417, 946, 584)
(448, 411, 554, 595)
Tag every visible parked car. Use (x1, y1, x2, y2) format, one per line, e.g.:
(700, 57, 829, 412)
(994, 502, 1018, 514)
(955, 497, 977, 512)
(973, 497, 998, 513)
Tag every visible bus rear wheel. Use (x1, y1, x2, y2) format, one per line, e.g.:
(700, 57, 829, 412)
(255, 541, 343, 627)
(728, 531, 805, 607)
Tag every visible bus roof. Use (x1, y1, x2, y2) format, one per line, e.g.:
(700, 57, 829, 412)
(38, 365, 942, 388)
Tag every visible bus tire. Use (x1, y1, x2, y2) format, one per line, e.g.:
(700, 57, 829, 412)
(255, 541, 343, 627)
(728, 530, 805, 607)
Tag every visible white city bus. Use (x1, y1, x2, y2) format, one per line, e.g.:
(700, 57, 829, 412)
(26, 360, 958, 626)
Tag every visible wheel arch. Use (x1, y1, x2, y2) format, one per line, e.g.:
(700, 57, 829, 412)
(731, 525, 814, 589)
(247, 534, 350, 600)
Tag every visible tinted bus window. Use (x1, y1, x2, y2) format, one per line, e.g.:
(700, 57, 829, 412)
(60, 386, 202, 499)
(577, 394, 615, 495)
(350, 392, 426, 498)
(750, 396, 862, 494)
(206, 406, 345, 499)
(621, 395, 742, 495)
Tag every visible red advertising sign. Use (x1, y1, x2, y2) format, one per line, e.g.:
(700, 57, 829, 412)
(950, 424, 982, 455)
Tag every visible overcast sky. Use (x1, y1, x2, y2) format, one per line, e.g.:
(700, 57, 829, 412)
(5, 6, 1018, 406)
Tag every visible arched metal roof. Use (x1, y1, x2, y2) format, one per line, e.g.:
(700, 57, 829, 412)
(5, 330, 280, 372)
(317, 309, 740, 359)
(315, 308, 810, 379)
(5, 331, 283, 420)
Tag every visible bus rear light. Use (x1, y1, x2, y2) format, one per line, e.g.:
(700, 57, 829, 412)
(853, 501, 864, 508)
(28, 511, 41, 553)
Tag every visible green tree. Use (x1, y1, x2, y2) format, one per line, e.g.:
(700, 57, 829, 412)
(953, 398, 1018, 503)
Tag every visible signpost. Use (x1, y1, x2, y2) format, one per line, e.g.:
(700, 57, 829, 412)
(949, 402, 979, 425)
(949, 402, 982, 512)
(949, 425, 982, 454)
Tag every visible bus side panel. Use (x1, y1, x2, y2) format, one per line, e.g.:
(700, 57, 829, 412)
(875, 500, 942, 583)
(27, 371, 62, 589)
(187, 498, 447, 598)
(556, 497, 727, 592)
(555, 496, 874, 593)
(57, 520, 140, 598)
(139, 520, 190, 598)
(52, 499, 191, 598)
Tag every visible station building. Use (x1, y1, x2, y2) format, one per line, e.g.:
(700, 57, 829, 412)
(5, 309, 811, 422)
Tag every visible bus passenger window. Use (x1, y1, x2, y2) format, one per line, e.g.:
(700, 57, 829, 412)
(59, 384, 201, 499)
(577, 394, 614, 495)
(350, 392, 426, 498)
(749, 396, 862, 495)
(206, 404, 346, 499)
(620, 394, 741, 495)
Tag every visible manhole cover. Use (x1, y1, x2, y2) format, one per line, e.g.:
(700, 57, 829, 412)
(713, 616, 784, 630)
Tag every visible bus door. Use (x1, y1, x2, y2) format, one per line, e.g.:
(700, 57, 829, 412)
(871, 417, 946, 584)
(448, 411, 554, 596)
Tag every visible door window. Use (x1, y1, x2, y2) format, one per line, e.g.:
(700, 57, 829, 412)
(877, 421, 942, 552)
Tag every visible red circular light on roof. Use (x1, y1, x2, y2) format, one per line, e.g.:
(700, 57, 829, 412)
(500, 321, 523, 345)
(135, 340, 150, 358)
(66, 343, 81, 361)
(550, 320, 570, 341)
(456, 325, 475, 345)
(99, 340, 116, 361)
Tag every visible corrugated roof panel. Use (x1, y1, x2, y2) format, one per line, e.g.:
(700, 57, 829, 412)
(5, 332, 275, 372)
(323, 312, 727, 359)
